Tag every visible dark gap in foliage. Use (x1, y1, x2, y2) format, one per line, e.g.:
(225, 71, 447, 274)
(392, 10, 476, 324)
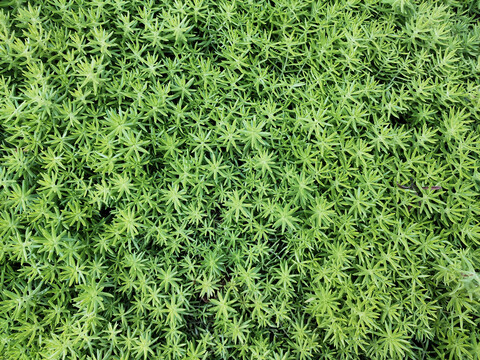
(389, 113, 408, 127)
(99, 206, 113, 220)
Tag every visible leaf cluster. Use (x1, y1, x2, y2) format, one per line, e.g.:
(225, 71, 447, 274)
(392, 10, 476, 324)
(1, 0, 480, 359)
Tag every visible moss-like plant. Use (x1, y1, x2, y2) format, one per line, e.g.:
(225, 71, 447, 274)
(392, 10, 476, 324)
(1, 0, 480, 359)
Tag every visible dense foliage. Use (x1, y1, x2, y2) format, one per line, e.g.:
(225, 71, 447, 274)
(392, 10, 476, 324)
(1, 0, 480, 359)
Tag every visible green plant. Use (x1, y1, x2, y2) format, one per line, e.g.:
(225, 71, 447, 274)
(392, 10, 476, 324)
(1, 0, 480, 359)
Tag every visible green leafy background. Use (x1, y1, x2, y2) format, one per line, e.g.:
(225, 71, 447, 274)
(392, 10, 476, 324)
(1, 0, 480, 359)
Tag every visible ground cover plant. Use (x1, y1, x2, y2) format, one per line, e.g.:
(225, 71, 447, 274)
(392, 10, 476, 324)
(0, 0, 480, 359)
